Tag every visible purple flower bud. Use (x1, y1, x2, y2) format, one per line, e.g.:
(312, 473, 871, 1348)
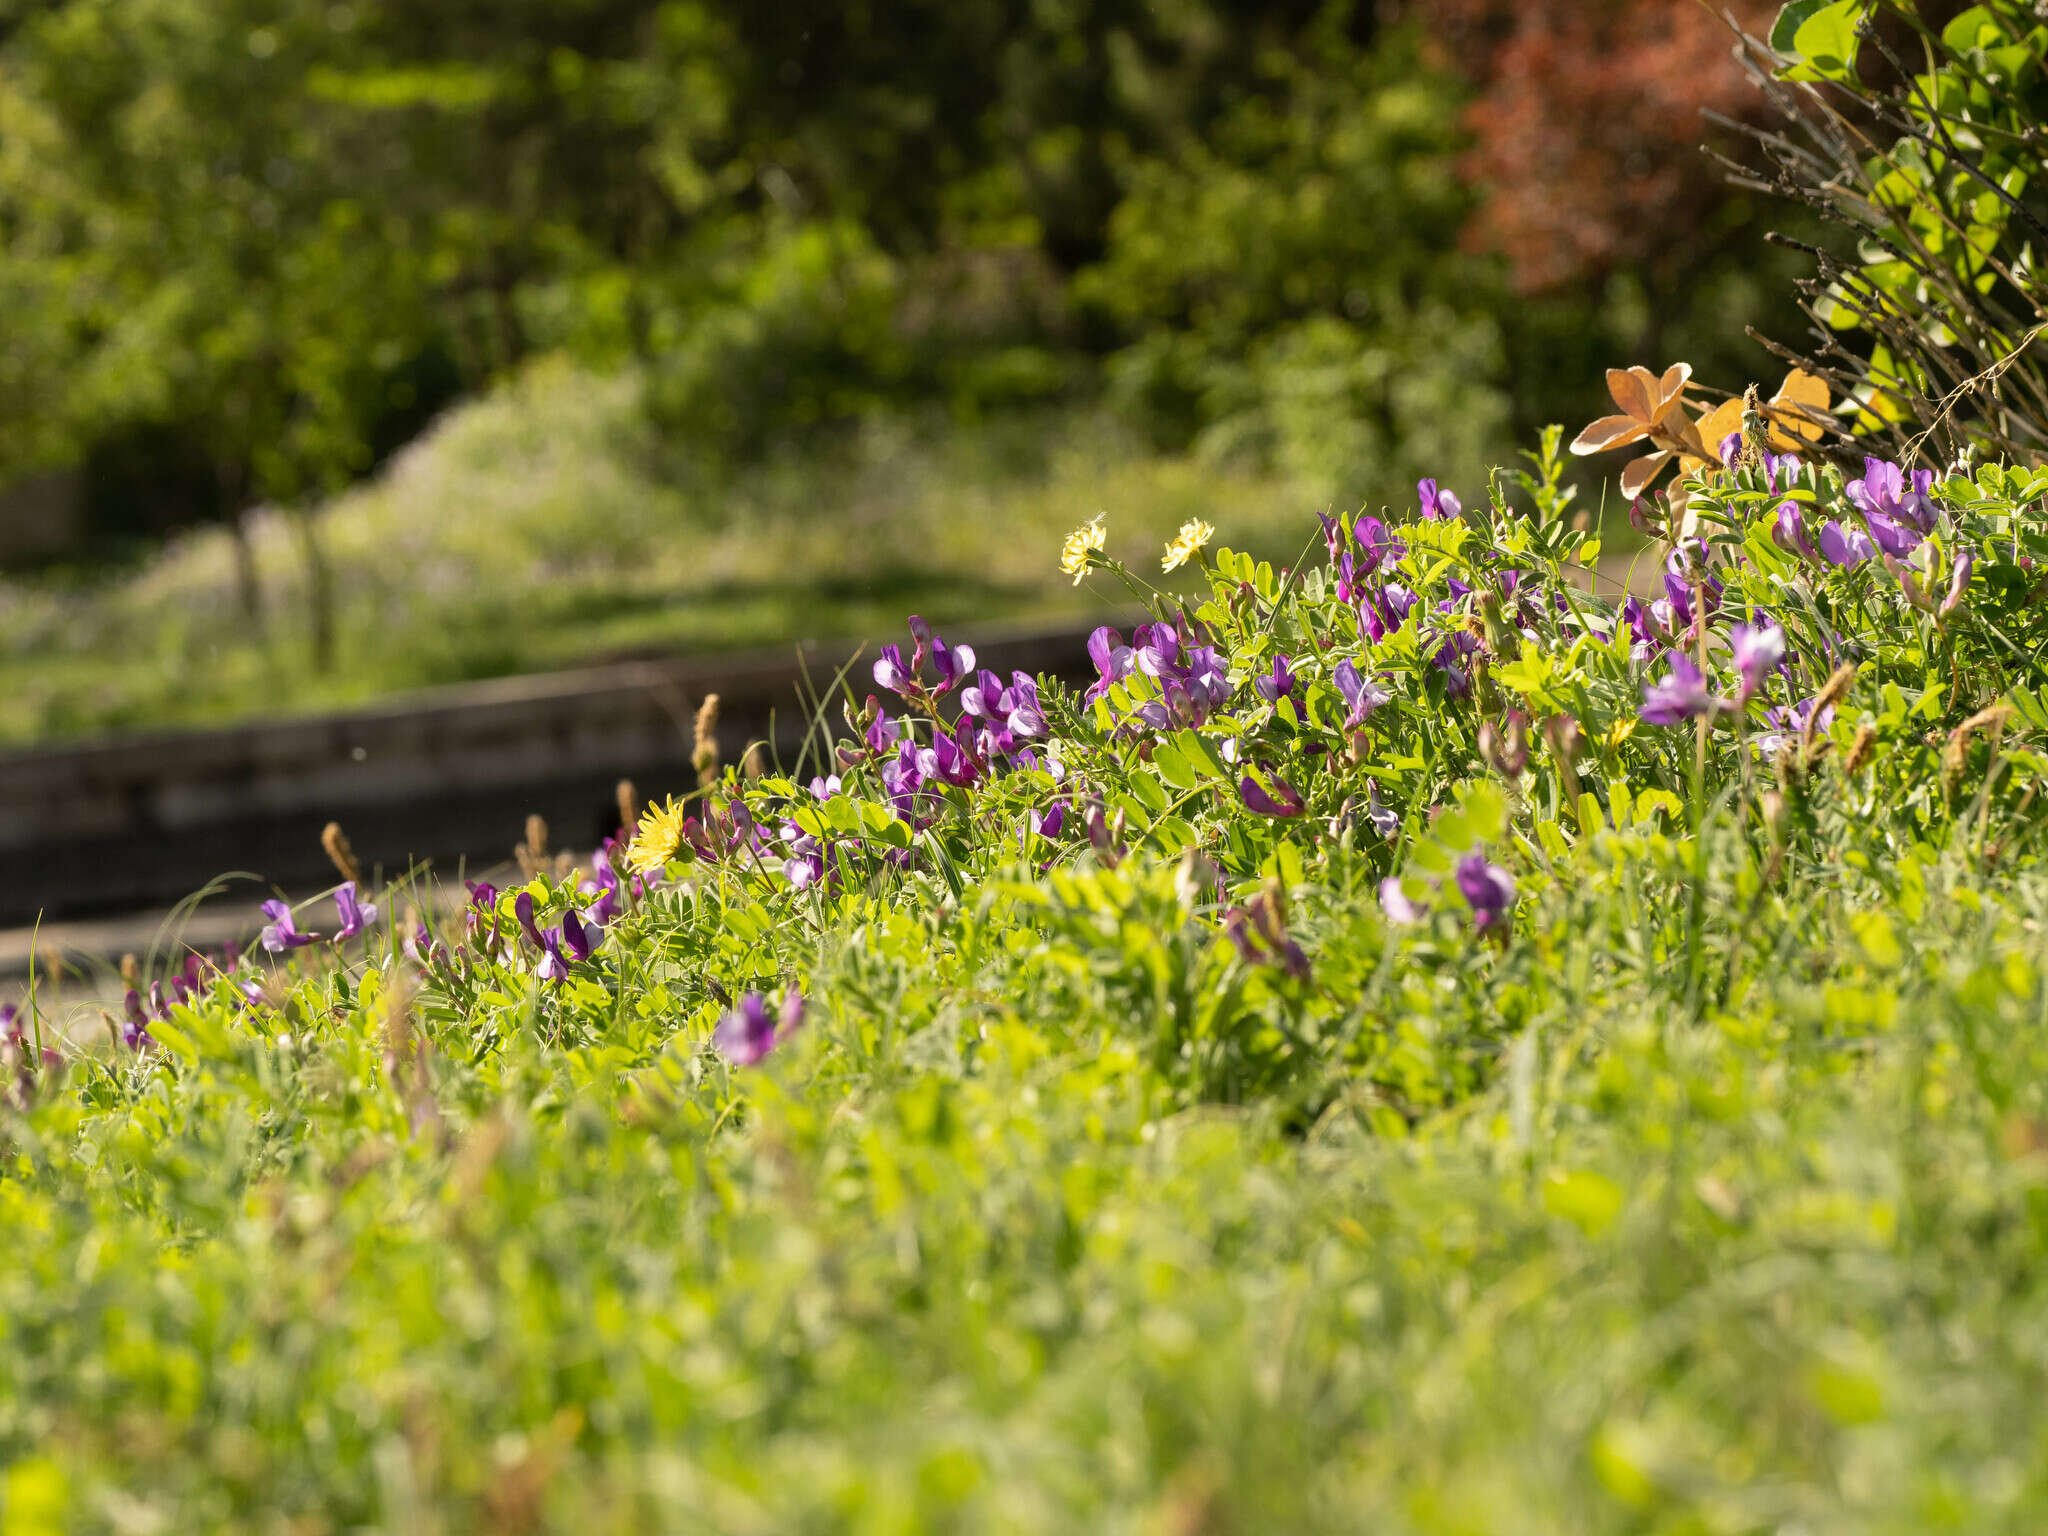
(1237, 771, 1305, 818)
(1772, 501, 1819, 564)
(1717, 429, 1744, 467)
(514, 891, 546, 952)
(1939, 551, 1973, 619)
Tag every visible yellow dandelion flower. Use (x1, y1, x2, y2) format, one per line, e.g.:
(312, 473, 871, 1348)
(1161, 518, 1215, 573)
(625, 795, 689, 877)
(1060, 515, 1106, 585)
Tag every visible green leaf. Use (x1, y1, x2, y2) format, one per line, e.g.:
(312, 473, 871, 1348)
(1771, 0, 1831, 54)
(1790, 0, 1868, 79)
(1151, 742, 1196, 792)
(1543, 1168, 1624, 1237)
(1172, 730, 1231, 781)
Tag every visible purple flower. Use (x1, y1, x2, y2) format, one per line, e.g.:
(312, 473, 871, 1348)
(1238, 770, 1305, 818)
(1363, 783, 1400, 839)
(1334, 659, 1389, 728)
(333, 881, 377, 941)
(1772, 501, 1819, 564)
(1640, 653, 1722, 725)
(1846, 457, 1936, 541)
(1418, 478, 1463, 521)
(1755, 696, 1835, 757)
(1355, 516, 1406, 573)
(1379, 877, 1427, 926)
(1662, 544, 1722, 632)
(1717, 429, 1745, 467)
(1085, 625, 1134, 702)
(514, 891, 547, 951)
(716, 989, 804, 1066)
(1359, 582, 1416, 643)
(1030, 800, 1067, 839)
(1319, 511, 1349, 561)
(559, 908, 598, 964)
(962, 668, 1046, 751)
(1818, 519, 1873, 568)
(1456, 853, 1516, 934)
(260, 899, 320, 953)
(1730, 621, 1786, 704)
(581, 847, 623, 924)
(873, 617, 975, 700)
(1254, 653, 1299, 705)
(1620, 595, 1664, 653)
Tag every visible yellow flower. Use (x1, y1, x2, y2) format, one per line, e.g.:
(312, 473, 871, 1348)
(1160, 518, 1215, 573)
(625, 795, 689, 878)
(1060, 516, 1106, 585)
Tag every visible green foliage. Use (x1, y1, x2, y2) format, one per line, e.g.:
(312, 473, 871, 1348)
(10, 437, 2048, 1525)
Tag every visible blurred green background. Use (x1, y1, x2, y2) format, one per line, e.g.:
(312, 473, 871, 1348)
(0, 0, 1804, 743)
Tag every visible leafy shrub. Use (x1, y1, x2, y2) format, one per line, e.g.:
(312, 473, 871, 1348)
(1743, 0, 2048, 463)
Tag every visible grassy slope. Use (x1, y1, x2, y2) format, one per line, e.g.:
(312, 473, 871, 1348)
(6, 446, 2048, 1528)
(0, 361, 1315, 746)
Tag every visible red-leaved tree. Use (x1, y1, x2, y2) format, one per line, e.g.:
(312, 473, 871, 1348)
(1425, 0, 1780, 294)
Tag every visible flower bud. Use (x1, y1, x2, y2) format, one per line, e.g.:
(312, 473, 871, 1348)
(1938, 551, 1973, 621)
(1480, 711, 1529, 778)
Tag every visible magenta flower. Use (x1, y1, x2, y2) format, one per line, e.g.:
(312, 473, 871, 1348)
(333, 881, 377, 941)
(1238, 769, 1305, 818)
(260, 899, 320, 953)
(716, 989, 804, 1065)
(1418, 478, 1463, 521)
(1730, 621, 1786, 704)
(1455, 853, 1516, 934)
(1640, 653, 1723, 725)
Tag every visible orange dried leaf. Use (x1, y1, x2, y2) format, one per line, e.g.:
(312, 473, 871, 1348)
(1570, 413, 1651, 455)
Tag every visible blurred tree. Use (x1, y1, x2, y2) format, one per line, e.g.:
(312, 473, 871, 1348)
(1418, 0, 1821, 444)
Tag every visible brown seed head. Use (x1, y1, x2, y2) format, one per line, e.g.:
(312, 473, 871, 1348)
(693, 694, 723, 787)
(615, 779, 637, 838)
(322, 821, 363, 886)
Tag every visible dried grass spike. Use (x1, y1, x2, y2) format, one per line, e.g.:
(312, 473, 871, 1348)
(322, 821, 363, 886)
(693, 694, 723, 788)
